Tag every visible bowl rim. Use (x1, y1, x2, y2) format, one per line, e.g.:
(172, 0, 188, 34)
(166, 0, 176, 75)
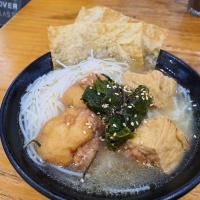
(1, 51, 200, 200)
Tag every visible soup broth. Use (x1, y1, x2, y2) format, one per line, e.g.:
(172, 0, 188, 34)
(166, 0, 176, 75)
(20, 57, 194, 195)
(35, 84, 193, 195)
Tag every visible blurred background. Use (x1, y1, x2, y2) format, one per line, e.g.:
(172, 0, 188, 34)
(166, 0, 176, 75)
(1, 0, 200, 28)
(0, 0, 30, 27)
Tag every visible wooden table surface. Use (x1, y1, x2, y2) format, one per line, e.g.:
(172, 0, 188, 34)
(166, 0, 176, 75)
(0, 0, 200, 199)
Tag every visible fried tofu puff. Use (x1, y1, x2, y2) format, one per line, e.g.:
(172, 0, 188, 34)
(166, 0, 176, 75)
(36, 107, 103, 166)
(62, 73, 105, 108)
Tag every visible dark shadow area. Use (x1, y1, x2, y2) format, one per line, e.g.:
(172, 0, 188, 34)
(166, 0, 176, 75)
(0, 0, 30, 27)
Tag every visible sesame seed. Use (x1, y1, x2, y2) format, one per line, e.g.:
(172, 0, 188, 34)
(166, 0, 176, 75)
(109, 98, 111, 102)
(89, 86, 92, 89)
(136, 95, 139, 98)
(80, 178, 84, 183)
(110, 136, 114, 139)
(107, 84, 111, 88)
(88, 125, 92, 129)
(91, 114, 95, 118)
(193, 104, 197, 107)
(83, 130, 87, 134)
(150, 104, 154, 107)
(113, 132, 117, 137)
(115, 93, 119, 96)
(135, 121, 139, 125)
(128, 105, 132, 108)
(123, 87, 127, 91)
(97, 112, 100, 115)
(134, 114, 137, 118)
(123, 123, 126, 127)
(113, 85, 117, 89)
(99, 136, 105, 141)
(144, 119, 147, 124)
(194, 135, 197, 139)
(131, 122, 134, 126)
(146, 163, 152, 167)
(97, 92, 100, 95)
(113, 124, 117, 127)
(146, 96, 149, 100)
(66, 122, 70, 126)
(102, 103, 109, 108)
(123, 86, 131, 92)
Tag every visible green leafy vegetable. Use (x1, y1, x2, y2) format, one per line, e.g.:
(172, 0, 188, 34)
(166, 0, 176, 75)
(82, 75, 153, 150)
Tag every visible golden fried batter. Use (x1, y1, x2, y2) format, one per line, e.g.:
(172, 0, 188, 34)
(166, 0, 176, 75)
(124, 70, 177, 109)
(62, 73, 104, 108)
(124, 116, 188, 173)
(36, 107, 103, 166)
